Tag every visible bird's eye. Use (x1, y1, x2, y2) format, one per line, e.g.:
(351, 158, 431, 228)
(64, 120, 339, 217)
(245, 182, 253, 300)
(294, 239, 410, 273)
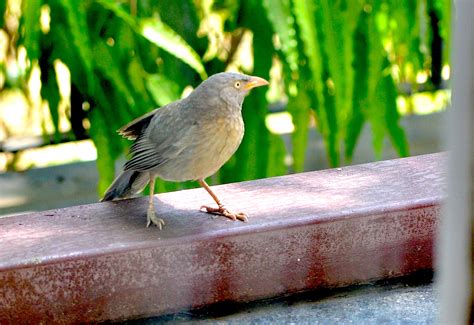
(234, 81, 241, 89)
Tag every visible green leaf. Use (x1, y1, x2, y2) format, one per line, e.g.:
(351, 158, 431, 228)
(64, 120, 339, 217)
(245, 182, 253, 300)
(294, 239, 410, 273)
(292, 0, 337, 166)
(344, 106, 365, 161)
(322, 79, 339, 166)
(292, 0, 325, 116)
(140, 18, 207, 80)
(320, 1, 362, 138)
(50, 0, 95, 94)
(153, 179, 183, 195)
(262, 0, 299, 74)
(366, 5, 386, 159)
(0, 0, 6, 28)
(310, 3, 340, 166)
(146, 74, 181, 107)
(287, 87, 310, 172)
(318, 0, 344, 123)
(20, 0, 42, 62)
(387, 0, 425, 82)
(92, 41, 136, 113)
(89, 109, 118, 196)
(379, 61, 409, 157)
(89, 79, 134, 197)
(267, 133, 288, 176)
(40, 64, 61, 143)
(345, 10, 369, 161)
(127, 57, 153, 105)
(94, 0, 136, 26)
(292, 0, 332, 168)
(438, 0, 451, 65)
(96, 0, 207, 80)
(339, 1, 363, 130)
(152, 0, 206, 54)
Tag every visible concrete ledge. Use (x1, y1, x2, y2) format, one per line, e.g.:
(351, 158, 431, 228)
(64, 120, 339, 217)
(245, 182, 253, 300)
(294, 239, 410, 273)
(0, 153, 446, 323)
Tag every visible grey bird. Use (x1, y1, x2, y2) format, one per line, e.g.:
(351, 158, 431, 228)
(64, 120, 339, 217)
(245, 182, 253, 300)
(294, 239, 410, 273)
(100, 72, 269, 229)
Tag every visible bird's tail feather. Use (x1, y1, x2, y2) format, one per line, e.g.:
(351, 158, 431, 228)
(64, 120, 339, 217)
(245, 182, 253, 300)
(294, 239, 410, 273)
(100, 170, 150, 202)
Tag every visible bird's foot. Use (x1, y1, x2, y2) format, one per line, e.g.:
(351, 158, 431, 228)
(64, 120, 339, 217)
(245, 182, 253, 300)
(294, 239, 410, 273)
(146, 209, 165, 229)
(200, 204, 248, 222)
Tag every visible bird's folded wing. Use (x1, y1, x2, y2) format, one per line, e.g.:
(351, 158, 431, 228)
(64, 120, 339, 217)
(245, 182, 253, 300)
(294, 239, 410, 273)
(123, 103, 195, 171)
(118, 108, 160, 140)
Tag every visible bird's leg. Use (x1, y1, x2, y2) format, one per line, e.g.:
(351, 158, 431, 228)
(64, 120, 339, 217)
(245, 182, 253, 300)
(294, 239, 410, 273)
(146, 177, 165, 229)
(198, 179, 248, 222)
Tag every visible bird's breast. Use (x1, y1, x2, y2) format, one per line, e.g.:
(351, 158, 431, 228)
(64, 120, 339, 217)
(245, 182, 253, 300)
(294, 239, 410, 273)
(194, 115, 244, 174)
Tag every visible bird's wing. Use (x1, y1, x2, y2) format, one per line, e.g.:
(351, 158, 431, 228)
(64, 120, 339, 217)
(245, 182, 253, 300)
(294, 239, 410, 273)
(123, 101, 195, 171)
(118, 108, 160, 140)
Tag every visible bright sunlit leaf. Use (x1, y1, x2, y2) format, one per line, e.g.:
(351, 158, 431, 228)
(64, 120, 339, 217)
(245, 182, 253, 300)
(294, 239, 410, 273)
(140, 19, 208, 80)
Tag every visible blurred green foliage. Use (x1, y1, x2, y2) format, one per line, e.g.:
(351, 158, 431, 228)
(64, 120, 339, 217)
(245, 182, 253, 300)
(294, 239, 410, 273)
(1, 0, 450, 196)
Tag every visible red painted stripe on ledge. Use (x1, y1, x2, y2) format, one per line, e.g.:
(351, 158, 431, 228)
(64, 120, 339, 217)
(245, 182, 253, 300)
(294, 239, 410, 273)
(0, 153, 446, 323)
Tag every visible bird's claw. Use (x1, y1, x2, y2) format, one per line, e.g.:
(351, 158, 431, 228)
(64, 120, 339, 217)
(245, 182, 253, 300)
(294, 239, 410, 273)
(146, 209, 165, 229)
(200, 205, 248, 222)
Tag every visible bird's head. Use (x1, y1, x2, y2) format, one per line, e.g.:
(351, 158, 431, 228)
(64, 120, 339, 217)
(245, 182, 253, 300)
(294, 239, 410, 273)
(192, 72, 269, 109)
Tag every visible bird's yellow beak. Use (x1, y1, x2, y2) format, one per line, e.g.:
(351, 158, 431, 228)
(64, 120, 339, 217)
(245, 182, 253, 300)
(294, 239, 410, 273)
(244, 76, 269, 90)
